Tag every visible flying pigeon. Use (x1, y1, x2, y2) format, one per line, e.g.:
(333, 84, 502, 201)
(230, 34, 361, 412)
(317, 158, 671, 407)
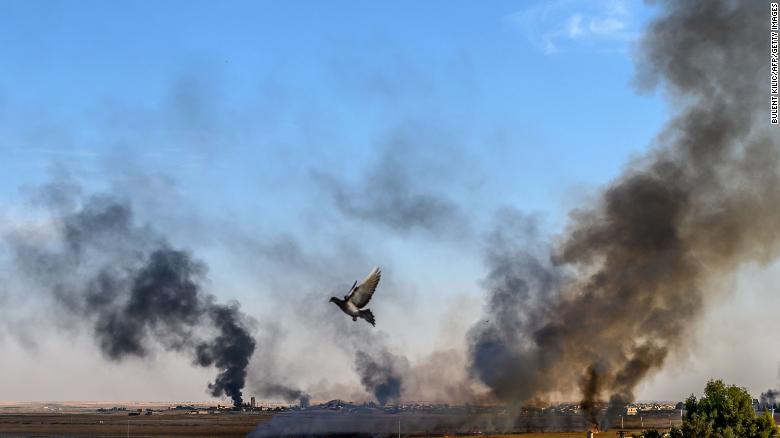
(329, 267, 381, 326)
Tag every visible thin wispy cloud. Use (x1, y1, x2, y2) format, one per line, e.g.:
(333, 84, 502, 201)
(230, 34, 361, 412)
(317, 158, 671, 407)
(505, 0, 640, 54)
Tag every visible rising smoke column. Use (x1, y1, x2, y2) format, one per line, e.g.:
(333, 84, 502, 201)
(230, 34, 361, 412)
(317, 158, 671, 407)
(246, 323, 312, 406)
(289, 286, 410, 405)
(9, 192, 256, 407)
(354, 349, 407, 405)
(470, 0, 779, 427)
(257, 382, 311, 407)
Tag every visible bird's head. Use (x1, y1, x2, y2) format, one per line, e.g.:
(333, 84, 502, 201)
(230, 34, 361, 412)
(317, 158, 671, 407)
(329, 296, 339, 304)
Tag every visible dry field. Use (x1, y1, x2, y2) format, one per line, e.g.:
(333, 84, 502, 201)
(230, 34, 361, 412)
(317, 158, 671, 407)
(0, 411, 272, 437)
(424, 430, 682, 438)
(0, 409, 686, 437)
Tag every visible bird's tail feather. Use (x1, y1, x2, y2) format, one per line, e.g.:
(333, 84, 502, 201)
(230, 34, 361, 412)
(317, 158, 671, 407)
(359, 309, 375, 327)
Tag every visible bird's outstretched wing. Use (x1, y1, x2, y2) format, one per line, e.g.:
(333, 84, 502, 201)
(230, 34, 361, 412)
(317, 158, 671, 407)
(347, 267, 381, 309)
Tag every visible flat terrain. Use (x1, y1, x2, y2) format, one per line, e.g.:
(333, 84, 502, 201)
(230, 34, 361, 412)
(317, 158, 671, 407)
(4, 409, 769, 437)
(0, 411, 272, 437)
(0, 410, 663, 437)
(246, 410, 685, 437)
(426, 435, 624, 438)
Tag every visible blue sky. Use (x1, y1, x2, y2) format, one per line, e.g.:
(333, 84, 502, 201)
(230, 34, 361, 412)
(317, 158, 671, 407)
(17, 1, 778, 404)
(0, 1, 670, 310)
(1, 0, 665, 224)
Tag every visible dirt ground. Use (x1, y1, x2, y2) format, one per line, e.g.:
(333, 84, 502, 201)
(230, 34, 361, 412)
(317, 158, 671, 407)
(433, 435, 623, 438)
(0, 410, 693, 437)
(0, 411, 272, 437)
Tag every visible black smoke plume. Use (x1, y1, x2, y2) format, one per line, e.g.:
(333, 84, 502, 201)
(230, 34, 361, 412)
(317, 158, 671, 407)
(354, 349, 406, 406)
(258, 382, 311, 407)
(470, 0, 779, 427)
(292, 287, 410, 406)
(10, 191, 256, 407)
(579, 365, 603, 427)
(340, 312, 409, 406)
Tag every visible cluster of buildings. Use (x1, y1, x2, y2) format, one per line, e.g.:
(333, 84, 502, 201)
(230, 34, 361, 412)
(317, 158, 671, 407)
(512, 402, 680, 416)
(94, 398, 689, 418)
(623, 402, 680, 415)
(752, 399, 778, 412)
(96, 406, 160, 416)
(95, 406, 127, 412)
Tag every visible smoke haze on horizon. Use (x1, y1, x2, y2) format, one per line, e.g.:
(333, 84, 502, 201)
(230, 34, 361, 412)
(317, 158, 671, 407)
(0, 0, 778, 409)
(469, 0, 780, 426)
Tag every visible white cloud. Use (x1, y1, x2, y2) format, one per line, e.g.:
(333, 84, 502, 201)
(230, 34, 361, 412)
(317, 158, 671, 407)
(589, 17, 626, 35)
(567, 15, 584, 38)
(505, 0, 640, 55)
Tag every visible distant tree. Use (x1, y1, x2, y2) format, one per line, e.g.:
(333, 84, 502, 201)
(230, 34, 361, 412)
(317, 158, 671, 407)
(669, 426, 684, 438)
(683, 393, 715, 438)
(682, 379, 778, 438)
(755, 411, 778, 438)
(643, 429, 664, 438)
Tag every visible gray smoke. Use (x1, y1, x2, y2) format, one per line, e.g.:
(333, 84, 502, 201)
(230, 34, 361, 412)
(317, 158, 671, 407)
(290, 286, 411, 406)
(470, 0, 779, 428)
(761, 389, 779, 410)
(345, 319, 412, 406)
(759, 367, 780, 410)
(8, 190, 256, 407)
(354, 349, 407, 406)
(245, 322, 312, 406)
(312, 126, 469, 237)
(259, 382, 311, 407)
(247, 402, 589, 436)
